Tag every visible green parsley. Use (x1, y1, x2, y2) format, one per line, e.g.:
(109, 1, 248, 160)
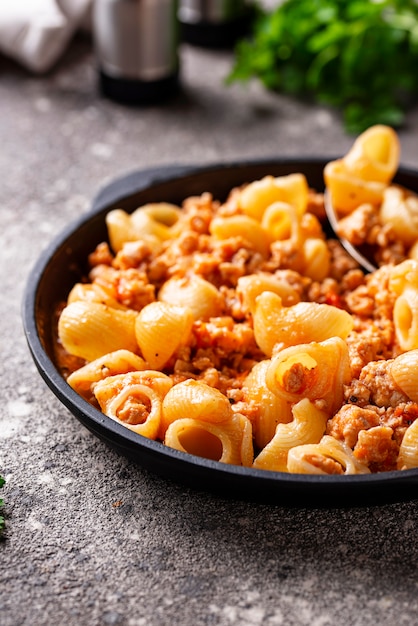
(228, 0, 418, 133)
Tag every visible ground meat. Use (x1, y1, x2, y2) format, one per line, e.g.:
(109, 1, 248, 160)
(87, 265, 155, 310)
(113, 240, 155, 270)
(327, 404, 380, 447)
(382, 402, 418, 445)
(336, 203, 381, 246)
(346, 320, 395, 377)
(326, 239, 360, 281)
(353, 426, 399, 472)
(88, 242, 114, 267)
(358, 359, 409, 407)
(303, 454, 344, 475)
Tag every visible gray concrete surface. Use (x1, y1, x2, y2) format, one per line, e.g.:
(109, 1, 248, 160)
(1, 34, 418, 626)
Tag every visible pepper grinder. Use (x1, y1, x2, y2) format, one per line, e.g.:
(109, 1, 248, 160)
(93, 0, 180, 104)
(178, 0, 254, 48)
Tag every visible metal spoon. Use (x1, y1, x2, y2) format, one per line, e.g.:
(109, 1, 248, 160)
(324, 190, 378, 273)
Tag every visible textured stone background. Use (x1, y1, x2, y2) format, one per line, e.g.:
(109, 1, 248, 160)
(1, 34, 418, 626)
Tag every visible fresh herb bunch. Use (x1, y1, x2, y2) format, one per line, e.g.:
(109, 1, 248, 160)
(228, 0, 418, 133)
(0, 476, 4, 536)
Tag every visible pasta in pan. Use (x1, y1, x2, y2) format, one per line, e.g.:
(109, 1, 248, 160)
(55, 125, 418, 476)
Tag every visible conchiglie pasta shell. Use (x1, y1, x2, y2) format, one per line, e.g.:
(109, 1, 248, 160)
(58, 301, 138, 362)
(67, 349, 146, 400)
(389, 350, 418, 402)
(210, 215, 271, 257)
(397, 418, 418, 469)
(160, 379, 233, 438)
(243, 360, 293, 449)
(253, 291, 354, 356)
(158, 275, 223, 321)
(287, 436, 371, 475)
(324, 159, 386, 216)
(343, 124, 400, 184)
(164, 413, 253, 466)
(135, 301, 193, 370)
(252, 398, 327, 472)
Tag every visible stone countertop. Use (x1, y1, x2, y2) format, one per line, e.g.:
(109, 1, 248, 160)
(1, 34, 418, 626)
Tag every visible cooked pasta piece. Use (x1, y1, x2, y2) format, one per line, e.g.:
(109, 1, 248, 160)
(265, 337, 351, 415)
(67, 349, 146, 400)
(324, 159, 386, 215)
(397, 418, 418, 469)
(260, 201, 295, 241)
(343, 124, 400, 184)
(67, 283, 128, 310)
(253, 292, 353, 356)
(238, 173, 309, 220)
(287, 435, 371, 475)
(389, 260, 418, 351)
(242, 360, 293, 449)
(58, 301, 138, 362)
(164, 413, 253, 465)
(210, 214, 271, 257)
(302, 237, 330, 281)
(158, 275, 224, 321)
(135, 301, 194, 369)
(93, 370, 173, 438)
(380, 186, 418, 246)
(236, 272, 301, 314)
(252, 398, 328, 472)
(160, 379, 234, 438)
(389, 350, 418, 402)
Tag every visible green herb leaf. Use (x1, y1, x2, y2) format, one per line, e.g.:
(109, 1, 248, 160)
(228, 0, 418, 133)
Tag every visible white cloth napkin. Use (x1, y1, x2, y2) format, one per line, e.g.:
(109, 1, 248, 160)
(0, 0, 92, 73)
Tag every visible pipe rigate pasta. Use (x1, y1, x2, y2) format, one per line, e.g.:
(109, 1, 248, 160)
(265, 337, 351, 416)
(342, 124, 400, 185)
(93, 370, 173, 438)
(58, 301, 138, 362)
(160, 379, 233, 439)
(287, 436, 370, 475)
(252, 398, 328, 472)
(67, 349, 146, 401)
(242, 360, 293, 449)
(135, 301, 193, 370)
(164, 414, 253, 466)
(158, 275, 223, 321)
(397, 419, 418, 470)
(253, 292, 353, 356)
(238, 173, 309, 220)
